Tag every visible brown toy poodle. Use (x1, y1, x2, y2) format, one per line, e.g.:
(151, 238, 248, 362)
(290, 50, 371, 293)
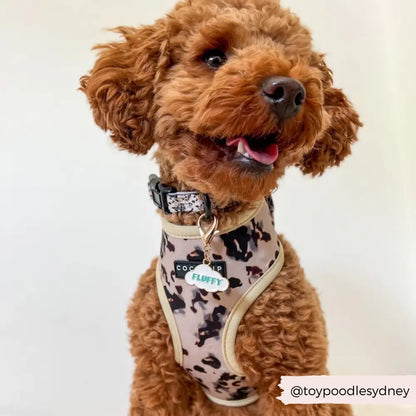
(80, 0, 361, 414)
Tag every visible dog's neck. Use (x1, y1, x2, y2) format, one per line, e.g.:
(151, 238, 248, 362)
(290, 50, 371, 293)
(162, 200, 258, 227)
(156, 175, 261, 228)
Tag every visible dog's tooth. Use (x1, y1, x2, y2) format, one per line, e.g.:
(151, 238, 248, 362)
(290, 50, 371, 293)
(244, 152, 251, 159)
(237, 141, 245, 154)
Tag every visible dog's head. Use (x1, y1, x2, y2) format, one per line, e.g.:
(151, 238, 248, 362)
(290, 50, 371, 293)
(80, 0, 361, 206)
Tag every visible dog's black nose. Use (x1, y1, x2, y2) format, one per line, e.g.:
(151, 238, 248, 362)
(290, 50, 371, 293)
(262, 76, 306, 121)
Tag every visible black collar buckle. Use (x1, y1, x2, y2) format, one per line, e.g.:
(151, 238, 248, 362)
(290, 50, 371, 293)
(148, 174, 177, 215)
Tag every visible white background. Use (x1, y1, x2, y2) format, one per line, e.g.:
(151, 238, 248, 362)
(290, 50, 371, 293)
(1, 0, 415, 415)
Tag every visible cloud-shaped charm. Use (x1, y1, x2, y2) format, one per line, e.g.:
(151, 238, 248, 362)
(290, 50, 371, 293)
(185, 264, 229, 292)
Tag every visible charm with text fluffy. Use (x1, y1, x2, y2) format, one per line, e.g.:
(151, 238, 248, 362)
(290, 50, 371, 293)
(185, 264, 229, 292)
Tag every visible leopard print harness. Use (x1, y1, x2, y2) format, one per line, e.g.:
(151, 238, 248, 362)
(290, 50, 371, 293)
(156, 198, 284, 407)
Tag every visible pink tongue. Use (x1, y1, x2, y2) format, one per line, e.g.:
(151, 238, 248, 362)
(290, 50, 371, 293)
(226, 137, 279, 165)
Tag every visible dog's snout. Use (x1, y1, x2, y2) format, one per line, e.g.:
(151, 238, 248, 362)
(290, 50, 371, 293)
(262, 76, 306, 121)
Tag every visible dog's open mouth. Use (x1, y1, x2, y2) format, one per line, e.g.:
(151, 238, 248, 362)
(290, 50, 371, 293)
(211, 133, 279, 173)
(225, 135, 279, 165)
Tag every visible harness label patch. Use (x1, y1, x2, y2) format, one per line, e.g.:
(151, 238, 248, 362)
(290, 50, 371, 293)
(174, 261, 227, 279)
(184, 264, 230, 292)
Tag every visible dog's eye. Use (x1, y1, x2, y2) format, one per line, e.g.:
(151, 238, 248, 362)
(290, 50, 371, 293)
(202, 50, 227, 69)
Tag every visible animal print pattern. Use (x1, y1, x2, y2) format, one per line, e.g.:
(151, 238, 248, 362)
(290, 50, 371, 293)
(158, 200, 281, 404)
(166, 191, 204, 213)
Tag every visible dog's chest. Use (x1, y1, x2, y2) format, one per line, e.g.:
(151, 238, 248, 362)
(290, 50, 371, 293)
(157, 200, 284, 406)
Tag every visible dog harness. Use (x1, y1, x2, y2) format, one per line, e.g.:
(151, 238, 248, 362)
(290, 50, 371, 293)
(156, 198, 285, 407)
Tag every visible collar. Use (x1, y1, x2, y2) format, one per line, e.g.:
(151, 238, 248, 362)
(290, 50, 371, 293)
(148, 174, 212, 217)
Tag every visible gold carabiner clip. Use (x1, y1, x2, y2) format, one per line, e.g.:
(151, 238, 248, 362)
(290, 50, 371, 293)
(197, 214, 218, 266)
(198, 214, 218, 245)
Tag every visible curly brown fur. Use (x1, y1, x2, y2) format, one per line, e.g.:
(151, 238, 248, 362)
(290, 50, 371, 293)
(81, 0, 361, 414)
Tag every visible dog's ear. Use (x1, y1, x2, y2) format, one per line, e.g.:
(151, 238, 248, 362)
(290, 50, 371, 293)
(299, 54, 362, 175)
(80, 23, 169, 154)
